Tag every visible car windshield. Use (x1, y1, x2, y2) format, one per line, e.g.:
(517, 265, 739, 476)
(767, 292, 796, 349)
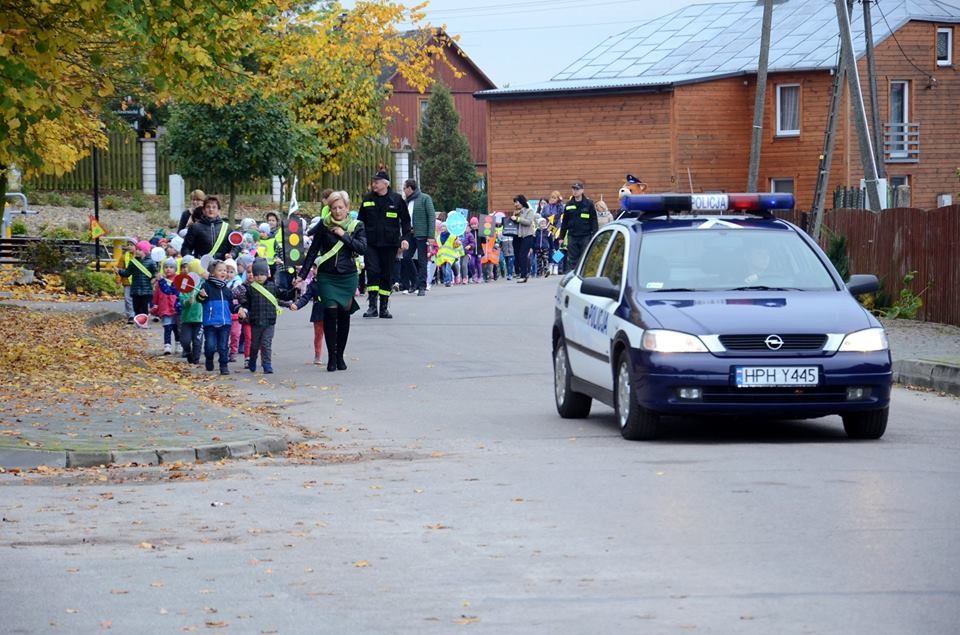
(637, 227, 838, 292)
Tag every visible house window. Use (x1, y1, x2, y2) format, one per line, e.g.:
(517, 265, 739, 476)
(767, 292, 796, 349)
(776, 84, 800, 137)
(770, 177, 794, 194)
(418, 98, 429, 126)
(889, 80, 910, 158)
(889, 175, 909, 188)
(937, 27, 953, 66)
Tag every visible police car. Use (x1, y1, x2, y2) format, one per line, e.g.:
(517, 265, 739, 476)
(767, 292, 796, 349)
(552, 192, 892, 441)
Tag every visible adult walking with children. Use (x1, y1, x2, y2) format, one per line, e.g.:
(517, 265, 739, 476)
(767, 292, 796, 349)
(292, 191, 367, 371)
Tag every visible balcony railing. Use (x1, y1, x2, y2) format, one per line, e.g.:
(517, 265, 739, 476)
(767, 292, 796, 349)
(884, 122, 920, 163)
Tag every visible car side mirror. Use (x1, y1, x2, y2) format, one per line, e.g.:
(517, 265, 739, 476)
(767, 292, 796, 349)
(581, 276, 620, 300)
(846, 274, 880, 295)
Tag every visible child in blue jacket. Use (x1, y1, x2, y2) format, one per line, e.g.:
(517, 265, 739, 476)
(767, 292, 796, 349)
(198, 259, 238, 374)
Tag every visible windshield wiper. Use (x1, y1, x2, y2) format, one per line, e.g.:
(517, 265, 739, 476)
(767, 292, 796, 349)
(650, 287, 698, 292)
(727, 285, 804, 291)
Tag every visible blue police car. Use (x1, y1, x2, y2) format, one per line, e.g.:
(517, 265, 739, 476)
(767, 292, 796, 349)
(552, 193, 892, 441)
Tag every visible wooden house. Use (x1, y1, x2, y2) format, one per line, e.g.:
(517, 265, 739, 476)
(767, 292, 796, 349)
(475, 0, 960, 211)
(384, 31, 496, 176)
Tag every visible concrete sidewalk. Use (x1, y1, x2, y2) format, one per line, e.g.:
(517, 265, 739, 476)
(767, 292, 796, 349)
(0, 300, 294, 470)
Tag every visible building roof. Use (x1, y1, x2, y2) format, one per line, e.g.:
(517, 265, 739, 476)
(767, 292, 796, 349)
(381, 29, 496, 91)
(477, 0, 960, 99)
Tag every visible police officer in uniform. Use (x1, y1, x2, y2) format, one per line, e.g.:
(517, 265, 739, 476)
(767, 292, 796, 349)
(558, 181, 598, 272)
(358, 170, 410, 319)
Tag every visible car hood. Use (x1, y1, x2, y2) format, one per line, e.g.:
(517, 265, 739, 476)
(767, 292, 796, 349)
(638, 291, 876, 335)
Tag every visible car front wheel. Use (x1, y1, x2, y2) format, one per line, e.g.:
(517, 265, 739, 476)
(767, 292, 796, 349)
(842, 407, 888, 439)
(616, 352, 658, 440)
(554, 339, 591, 418)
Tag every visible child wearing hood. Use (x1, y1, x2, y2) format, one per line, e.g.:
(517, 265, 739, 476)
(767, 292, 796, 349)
(151, 257, 181, 354)
(533, 217, 553, 278)
(197, 259, 238, 374)
(178, 258, 206, 364)
(115, 240, 157, 320)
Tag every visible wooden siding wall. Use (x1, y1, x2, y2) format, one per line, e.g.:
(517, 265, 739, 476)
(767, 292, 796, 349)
(484, 21, 959, 212)
(673, 77, 753, 194)
(783, 206, 960, 326)
(486, 93, 674, 211)
(865, 20, 960, 208)
(386, 45, 492, 168)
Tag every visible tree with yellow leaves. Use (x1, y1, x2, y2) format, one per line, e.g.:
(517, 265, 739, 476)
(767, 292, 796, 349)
(1, 0, 452, 203)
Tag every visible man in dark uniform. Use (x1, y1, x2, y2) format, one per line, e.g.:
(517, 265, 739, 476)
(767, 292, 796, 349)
(358, 170, 410, 319)
(558, 181, 598, 272)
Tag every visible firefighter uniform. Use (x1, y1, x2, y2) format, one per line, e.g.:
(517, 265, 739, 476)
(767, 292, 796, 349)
(358, 185, 410, 318)
(558, 193, 598, 272)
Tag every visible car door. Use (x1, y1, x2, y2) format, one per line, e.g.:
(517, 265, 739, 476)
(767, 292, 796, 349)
(586, 230, 628, 389)
(561, 230, 614, 388)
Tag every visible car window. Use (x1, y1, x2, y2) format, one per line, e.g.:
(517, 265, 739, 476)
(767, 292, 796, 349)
(600, 231, 626, 289)
(637, 228, 837, 291)
(579, 231, 613, 278)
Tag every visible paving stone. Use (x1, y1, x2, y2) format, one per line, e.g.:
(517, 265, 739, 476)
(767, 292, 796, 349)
(227, 442, 256, 458)
(111, 449, 160, 466)
(195, 444, 230, 462)
(0, 450, 67, 470)
(157, 448, 197, 465)
(254, 437, 288, 456)
(65, 451, 112, 468)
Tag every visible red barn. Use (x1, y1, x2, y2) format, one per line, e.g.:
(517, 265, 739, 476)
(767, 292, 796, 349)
(384, 31, 496, 177)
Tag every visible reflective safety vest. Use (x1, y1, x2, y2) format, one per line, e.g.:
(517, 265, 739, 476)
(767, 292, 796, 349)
(257, 236, 277, 264)
(436, 235, 461, 266)
(480, 237, 500, 265)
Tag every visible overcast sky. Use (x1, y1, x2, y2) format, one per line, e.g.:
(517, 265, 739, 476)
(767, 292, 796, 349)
(346, 0, 709, 87)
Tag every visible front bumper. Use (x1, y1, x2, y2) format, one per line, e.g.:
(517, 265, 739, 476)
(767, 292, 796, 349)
(631, 349, 892, 417)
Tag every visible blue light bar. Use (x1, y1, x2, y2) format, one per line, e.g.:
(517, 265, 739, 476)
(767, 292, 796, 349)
(621, 192, 795, 214)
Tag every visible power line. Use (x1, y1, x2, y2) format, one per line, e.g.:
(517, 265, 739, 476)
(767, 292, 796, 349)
(453, 18, 646, 35)
(873, 0, 937, 83)
(426, 0, 642, 16)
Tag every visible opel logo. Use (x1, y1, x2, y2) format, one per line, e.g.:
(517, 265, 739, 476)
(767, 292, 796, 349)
(765, 334, 784, 350)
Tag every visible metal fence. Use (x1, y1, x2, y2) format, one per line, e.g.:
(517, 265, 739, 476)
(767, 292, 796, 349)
(785, 205, 960, 326)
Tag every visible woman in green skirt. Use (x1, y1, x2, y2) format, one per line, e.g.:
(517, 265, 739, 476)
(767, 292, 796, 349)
(292, 191, 367, 371)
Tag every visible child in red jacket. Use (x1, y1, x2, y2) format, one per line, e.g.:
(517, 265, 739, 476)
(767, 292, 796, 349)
(151, 258, 181, 354)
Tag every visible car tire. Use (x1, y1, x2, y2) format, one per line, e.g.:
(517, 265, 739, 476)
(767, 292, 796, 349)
(616, 352, 658, 440)
(554, 338, 592, 418)
(842, 407, 888, 440)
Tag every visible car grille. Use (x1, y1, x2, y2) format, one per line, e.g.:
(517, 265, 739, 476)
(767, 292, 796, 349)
(701, 386, 847, 404)
(719, 334, 827, 351)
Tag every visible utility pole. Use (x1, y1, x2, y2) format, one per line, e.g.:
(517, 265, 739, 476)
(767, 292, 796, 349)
(747, 0, 774, 192)
(835, 0, 882, 211)
(811, 62, 846, 242)
(862, 0, 885, 178)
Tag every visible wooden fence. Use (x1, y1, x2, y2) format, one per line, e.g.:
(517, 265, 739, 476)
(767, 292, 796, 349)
(784, 206, 960, 327)
(29, 130, 142, 192)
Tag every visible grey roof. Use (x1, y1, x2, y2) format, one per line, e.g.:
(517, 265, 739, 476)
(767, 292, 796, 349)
(477, 0, 960, 98)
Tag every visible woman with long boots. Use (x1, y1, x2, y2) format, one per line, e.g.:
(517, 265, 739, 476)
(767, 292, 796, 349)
(292, 191, 367, 371)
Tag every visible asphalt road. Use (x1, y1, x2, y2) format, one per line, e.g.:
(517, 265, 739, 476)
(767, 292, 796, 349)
(2, 278, 959, 634)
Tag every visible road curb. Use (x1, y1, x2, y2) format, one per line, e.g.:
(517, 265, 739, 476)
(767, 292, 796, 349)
(893, 359, 960, 397)
(85, 310, 126, 328)
(0, 435, 293, 470)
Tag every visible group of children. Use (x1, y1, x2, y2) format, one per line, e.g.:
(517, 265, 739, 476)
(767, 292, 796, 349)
(407, 211, 563, 292)
(115, 237, 292, 375)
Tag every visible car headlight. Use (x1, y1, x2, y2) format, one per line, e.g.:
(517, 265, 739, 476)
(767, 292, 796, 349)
(641, 329, 709, 353)
(839, 327, 889, 352)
